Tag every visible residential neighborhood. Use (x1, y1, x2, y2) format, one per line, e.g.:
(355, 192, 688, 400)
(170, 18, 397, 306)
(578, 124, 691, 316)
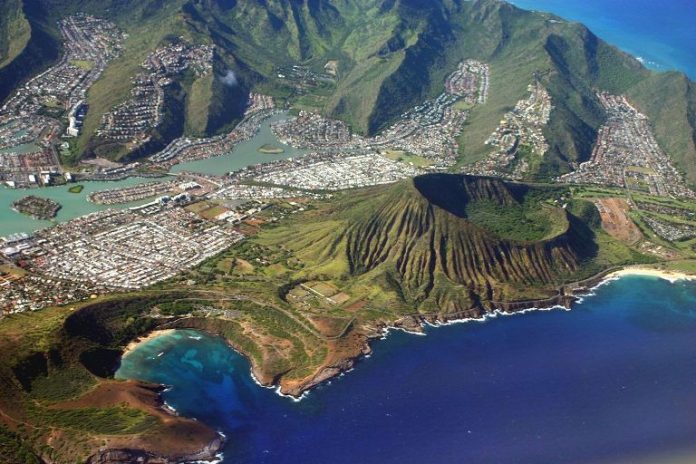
(558, 92, 695, 199)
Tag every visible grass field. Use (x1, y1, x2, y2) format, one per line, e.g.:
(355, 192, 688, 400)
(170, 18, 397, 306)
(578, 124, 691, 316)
(465, 200, 567, 242)
(186, 201, 229, 220)
(383, 150, 433, 168)
(0, 7, 30, 70)
(70, 59, 95, 71)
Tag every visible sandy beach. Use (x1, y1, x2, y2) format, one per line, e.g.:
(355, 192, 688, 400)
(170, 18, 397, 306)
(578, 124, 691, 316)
(122, 329, 176, 358)
(608, 266, 696, 284)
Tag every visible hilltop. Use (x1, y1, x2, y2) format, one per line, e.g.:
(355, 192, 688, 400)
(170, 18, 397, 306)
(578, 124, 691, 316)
(253, 174, 647, 312)
(0, 173, 656, 462)
(0, 0, 694, 182)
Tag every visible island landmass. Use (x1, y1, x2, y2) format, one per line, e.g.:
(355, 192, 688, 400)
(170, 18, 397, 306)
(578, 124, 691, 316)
(257, 144, 285, 154)
(11, 196, 61, 220)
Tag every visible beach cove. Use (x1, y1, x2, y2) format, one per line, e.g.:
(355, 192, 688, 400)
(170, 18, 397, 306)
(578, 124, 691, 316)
(117, 272, 696, 463)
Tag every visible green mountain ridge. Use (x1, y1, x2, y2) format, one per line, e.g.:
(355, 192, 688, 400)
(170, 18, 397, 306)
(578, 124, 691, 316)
(0, 0, 61, 104)
(0, 0, 30, 69)
(1, 0, 694, 181)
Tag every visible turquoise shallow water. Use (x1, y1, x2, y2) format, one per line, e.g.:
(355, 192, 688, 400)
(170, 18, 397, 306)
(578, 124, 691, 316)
(0, 177, 158, 237)
(118, 276, 696, 463)
(509, 0, 696, 78)
(0, 114, 304, 237)
(171, 112, 307, 176)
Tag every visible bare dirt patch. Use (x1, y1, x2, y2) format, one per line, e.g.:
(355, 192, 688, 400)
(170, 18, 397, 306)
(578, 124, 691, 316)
(344, 300, 367, 312)
(594, 198, 642, 243)
(308, 316, 350, 338)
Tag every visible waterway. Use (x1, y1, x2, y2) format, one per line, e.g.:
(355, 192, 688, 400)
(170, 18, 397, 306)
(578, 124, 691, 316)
(0, 177, 158, 237)
(0, 113, 304, 237)
(117, 275, 696, 464)
(171, 112, 308, 176)
(0, 142, 42, 155)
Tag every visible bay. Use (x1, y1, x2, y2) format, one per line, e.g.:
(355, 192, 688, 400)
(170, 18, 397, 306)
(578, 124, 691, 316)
(117, 276, 696, 464)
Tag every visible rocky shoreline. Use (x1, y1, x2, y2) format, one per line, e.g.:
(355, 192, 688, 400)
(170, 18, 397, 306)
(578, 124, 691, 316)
(86, 435, 224, 464)
(157, 267, 618, 399)
(114, 262, 696, 459)
(123, 266, 630, 399)
(242, 265, 681, 398)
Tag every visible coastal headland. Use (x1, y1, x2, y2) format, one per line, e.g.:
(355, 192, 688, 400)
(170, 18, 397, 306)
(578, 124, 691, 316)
(0, 294, 226, 464)
(123, 262, 696, 400)
(0, 172, 693, 461)
(0, 0, 694, 459)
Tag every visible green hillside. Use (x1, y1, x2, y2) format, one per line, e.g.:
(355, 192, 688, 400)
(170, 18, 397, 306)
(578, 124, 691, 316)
(0, 0, 61, 104)
(254, 174, 647, 313)
(0, 0, 30, 70)
(0, 173, 658, 461)
(0, 0, 693, 177)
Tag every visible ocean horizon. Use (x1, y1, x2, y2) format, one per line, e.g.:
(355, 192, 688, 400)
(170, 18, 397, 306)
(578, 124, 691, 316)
(117, 275, 696, 463)
(508, 0, 696, 79)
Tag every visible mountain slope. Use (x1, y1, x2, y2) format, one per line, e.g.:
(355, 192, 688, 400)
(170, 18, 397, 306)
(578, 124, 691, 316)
(0, 0, 30, 69)
(0, 0, 61, 104)
(256, 174, 647, 314)
(0, 0, 694, 179)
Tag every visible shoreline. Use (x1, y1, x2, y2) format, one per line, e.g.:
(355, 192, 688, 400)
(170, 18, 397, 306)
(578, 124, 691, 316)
(605, 265, 696, 283)
(119, 264, 696, 402)
(97, 267, 696, 463)
(270, 264, 696, 398)
(280, 265, 696, 398)
(121, 328, 176, 359)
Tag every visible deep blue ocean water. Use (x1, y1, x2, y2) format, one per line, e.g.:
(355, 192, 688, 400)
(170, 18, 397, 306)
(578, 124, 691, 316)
(117, 276, 696, 464)
(509, 0, 696, 79)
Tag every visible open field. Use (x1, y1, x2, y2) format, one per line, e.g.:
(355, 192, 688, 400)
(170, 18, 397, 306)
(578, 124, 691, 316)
(383, 149, 433, 168)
